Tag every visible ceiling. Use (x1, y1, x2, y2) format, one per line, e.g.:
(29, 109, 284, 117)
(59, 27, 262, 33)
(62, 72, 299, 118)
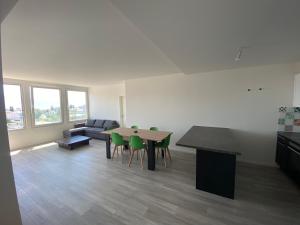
(0, 0, 17, 22)
(2, 0, 300, 86)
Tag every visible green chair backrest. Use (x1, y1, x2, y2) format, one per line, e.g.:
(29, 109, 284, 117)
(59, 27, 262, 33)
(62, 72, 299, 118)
(161, 134, 171, 148)
(129, 135, 144, 150)
(111, 132, 124, 146)
(131, 125, 138, 129)
(149, 127, 158, 131)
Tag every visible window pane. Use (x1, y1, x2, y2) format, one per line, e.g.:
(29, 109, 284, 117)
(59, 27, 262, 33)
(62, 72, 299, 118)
(4, 84, 24, 130)
(32, 87, 62, 125)
(67, 91, 87, 121)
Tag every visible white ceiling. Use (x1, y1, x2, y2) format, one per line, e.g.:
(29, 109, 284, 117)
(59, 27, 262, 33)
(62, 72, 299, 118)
(1, 0, 180, 86)
(2, 0, 300, 86)
(0, 0, 17, 22)
(111, 0, 300, 74)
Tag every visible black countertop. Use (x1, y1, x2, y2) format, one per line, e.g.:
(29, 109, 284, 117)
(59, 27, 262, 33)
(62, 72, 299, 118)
(176, 126, 240, 155)
(278, 131, 300, 145)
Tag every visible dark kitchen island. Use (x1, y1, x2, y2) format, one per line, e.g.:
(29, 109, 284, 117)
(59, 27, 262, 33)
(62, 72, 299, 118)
(176, 126, 240, 199)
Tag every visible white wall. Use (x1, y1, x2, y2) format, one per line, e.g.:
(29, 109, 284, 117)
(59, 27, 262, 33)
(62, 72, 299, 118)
(125, 63, 295, 166)
(293, 74, 300, 106)
(0, 1, 23, 223)
(5, 78, 88, 150)
(89, 83, 125, 123)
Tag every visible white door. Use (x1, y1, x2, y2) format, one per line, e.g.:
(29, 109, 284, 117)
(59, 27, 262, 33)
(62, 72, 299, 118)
(119, 96, 126, 127)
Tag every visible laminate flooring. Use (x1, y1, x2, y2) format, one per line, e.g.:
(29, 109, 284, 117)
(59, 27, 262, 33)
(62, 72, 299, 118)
(11, 139, 300, 225)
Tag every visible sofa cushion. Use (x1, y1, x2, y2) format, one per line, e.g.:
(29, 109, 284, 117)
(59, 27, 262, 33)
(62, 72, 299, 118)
(104, 120, 119, 130)
(85, 119, 96, 127)
(94, 120, 105, 128)
(85, 127, 105, 134)
(103, 120, 114, 129)
(70, 127, 88, 132)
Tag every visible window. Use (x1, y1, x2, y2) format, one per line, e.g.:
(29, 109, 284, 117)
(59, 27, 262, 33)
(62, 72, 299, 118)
(3, 84, 24, 130)
(32, 87, 62, 125)
(67, 90, 88, 121)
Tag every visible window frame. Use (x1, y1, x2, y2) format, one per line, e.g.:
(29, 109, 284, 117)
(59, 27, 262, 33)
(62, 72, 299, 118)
(66, 89, 89, 122)
(3, 82, 26, 131)
(30, 85, 64, 127)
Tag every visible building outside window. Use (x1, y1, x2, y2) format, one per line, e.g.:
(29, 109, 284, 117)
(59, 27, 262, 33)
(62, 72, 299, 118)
(67, 90, 88, 121)
(32, 87, 62, 126)
(3, 84, 24, 130)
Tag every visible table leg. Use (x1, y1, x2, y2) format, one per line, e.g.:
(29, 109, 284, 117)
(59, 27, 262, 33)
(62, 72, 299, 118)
(106, 135, 111, 159)
(147, 140, 156, 170)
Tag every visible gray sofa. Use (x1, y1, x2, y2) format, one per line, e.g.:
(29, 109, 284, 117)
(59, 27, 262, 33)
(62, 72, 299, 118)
(63, 119, 119, 140)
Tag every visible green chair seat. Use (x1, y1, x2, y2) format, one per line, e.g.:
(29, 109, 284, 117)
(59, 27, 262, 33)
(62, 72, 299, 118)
(128, 135, 147, 168)
(111, 132, 125, 146)
(155, 134, 172, 167)
(129, 135, 145, 150)
(111, 132, 126, 159)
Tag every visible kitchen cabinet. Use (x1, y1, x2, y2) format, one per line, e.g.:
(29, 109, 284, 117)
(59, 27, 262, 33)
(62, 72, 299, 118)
(276, 132, 300, 184)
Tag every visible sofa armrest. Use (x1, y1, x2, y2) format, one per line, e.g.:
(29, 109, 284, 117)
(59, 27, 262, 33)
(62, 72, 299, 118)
(74, 122, 86, 128)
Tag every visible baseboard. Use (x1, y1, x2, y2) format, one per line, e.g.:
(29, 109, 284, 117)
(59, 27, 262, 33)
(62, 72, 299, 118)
(171, 147, 195, 154)
(237, 159, 277, 168)
(170, 147, 277, 168)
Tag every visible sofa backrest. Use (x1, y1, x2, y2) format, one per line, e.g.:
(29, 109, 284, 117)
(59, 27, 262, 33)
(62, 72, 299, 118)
(103, 120, 119, 130)
(94, 120, 105, 128)
(85, 119, 96, 127)
(85, 119, 119, 130)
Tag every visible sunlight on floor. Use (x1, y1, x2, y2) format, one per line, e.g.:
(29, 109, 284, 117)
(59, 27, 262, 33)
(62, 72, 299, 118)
(10, 142, 58, 155)
(30, 142, 57, 151)
(10, 150, 22, 156)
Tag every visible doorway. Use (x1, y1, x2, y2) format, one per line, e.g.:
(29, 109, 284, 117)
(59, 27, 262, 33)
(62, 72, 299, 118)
(119, 96, 126, 127)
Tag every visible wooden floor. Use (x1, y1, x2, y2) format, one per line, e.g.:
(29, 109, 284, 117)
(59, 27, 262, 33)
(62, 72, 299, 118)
(11, 140, 300, 225)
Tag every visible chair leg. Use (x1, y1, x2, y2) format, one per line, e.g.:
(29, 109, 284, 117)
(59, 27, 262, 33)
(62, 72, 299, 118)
(140, 150, 144, 169)
(128, 150, 135, 167)
(112, 145, 117, 159)
(142, 149, 147, 161)
(167, 147, 172, 161)
(163, 149, 167, 168)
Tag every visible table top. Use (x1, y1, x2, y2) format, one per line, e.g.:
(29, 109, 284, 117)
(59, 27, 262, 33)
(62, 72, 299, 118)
(176, 126, 240, 155)
(102, 127, 172, 142)
(57, 135, 91, 145)
(278, 131, 300, 146)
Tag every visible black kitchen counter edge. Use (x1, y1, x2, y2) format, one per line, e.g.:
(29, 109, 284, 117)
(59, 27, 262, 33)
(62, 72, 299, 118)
(176, 126, 241, 155)
(277, 131, 300, 146)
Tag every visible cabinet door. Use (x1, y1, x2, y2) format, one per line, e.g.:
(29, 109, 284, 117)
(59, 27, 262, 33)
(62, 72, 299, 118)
(288, 146, 300, 173)
(276, 141, 289, 170)
(276, 141, 284, 164)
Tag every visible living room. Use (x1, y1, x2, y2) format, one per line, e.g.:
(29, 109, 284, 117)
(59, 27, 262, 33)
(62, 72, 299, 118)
(1, 1, 300, 225)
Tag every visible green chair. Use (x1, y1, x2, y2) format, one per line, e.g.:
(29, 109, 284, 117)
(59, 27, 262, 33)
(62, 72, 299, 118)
(149, 127, 158, 131)
(128, 135, 147, 168)
(156, 134, 172, 168)
(111, 132, 125, 159)
(131, 125, 138, 129)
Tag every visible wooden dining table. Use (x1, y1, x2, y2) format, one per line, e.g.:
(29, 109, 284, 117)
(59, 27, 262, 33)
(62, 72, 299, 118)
(102, 127, 172, 170)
